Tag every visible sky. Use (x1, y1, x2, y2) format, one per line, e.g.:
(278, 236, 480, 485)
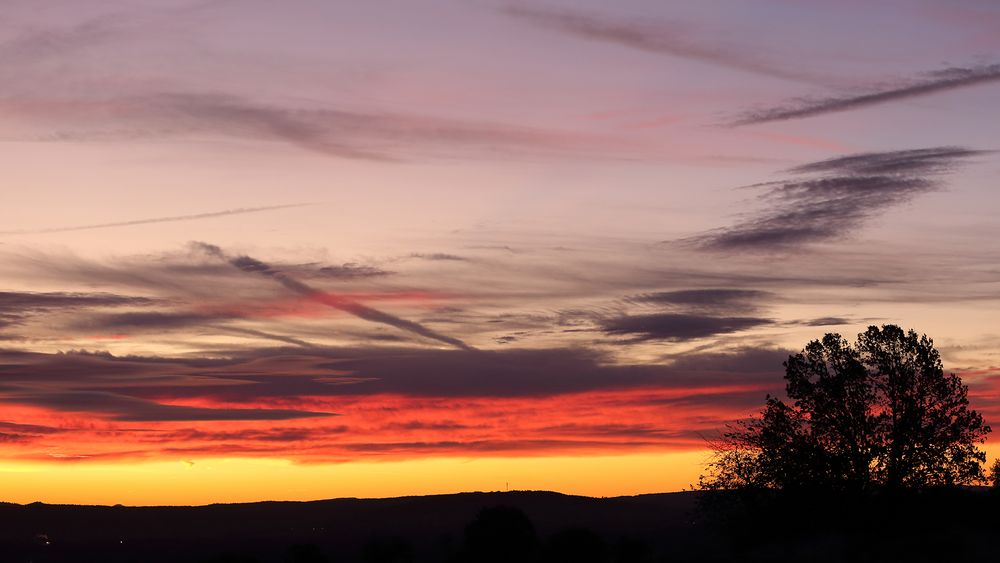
(1, 0, 999, 505)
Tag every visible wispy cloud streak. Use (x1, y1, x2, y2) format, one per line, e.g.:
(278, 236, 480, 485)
(0, 204, 307, 236)
(732, 64, 1000, 125)
(4, 92, 612, 162)
(503, 4, 821, 83)
(194, 242, 474, 350)
(691, 147, 988, 251)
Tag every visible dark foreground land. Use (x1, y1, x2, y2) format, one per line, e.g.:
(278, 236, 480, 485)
(2, 488, 998, 562)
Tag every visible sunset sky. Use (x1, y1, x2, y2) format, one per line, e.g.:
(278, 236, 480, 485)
(1, 0, 999, 505)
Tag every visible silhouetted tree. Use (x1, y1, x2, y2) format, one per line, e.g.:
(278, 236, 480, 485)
(700, 325, 990, 492)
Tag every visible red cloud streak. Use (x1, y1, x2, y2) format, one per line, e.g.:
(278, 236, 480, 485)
(0, 385, 770, 463)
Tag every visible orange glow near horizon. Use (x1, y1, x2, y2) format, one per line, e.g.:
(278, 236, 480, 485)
(5, 444, 1000, 506)
(0, 452, 710, 506)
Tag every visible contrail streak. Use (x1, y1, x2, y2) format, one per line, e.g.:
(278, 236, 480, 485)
(194, 242, 475, 351)
(0, 204, 308, 235)
(216, 326, 317, 349)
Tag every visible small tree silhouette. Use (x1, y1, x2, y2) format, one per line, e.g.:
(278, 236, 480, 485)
(990, 459, 1000, 491)
(700, 325, 990, 492)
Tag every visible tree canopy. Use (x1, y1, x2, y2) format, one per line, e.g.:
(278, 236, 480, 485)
(701, 325, 990, 492)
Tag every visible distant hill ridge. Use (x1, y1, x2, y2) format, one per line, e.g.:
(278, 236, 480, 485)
(5, 489, 997, 562)
(0, 490, 697, 562)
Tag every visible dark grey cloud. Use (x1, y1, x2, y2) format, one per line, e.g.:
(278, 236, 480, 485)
(788, 147, 986, 176)
(0, 345, 788, 403)
(74, 311, 319, 347)
(732, 63, 1000, 125)
(639, 388, 767, 412)
(802, 316, 852, 327)
(0, 204, 307, 236)
(539, 422, 675, 438)
(601, 313, 772, 342)
(0, 421, 64, 435)
(0, 290, 154, 330)
(78, 311, 225, 331)
(1, 390, 333, 422)
(0, 291, 152, 310)
(625, 289, 772, 314)
(194, 242, 474, 350)
(692, 147, 987, 251)
(0, 348, 338, 421)
(409, 253, 469, 262)
(313, 263, 391, 279)
(338, 438, 666, 455)
(317, 347, 669, 397)
(0, 348, 225, 389)
(503, 4, 821, 83)
(154, 426, 349, 443)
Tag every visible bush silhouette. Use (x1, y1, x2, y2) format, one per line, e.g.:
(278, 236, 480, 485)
(701, 325, 990, 492)
(990, 459, 1000, 491)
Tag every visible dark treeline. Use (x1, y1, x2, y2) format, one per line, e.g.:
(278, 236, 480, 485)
(4, 488, 1000, 562)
